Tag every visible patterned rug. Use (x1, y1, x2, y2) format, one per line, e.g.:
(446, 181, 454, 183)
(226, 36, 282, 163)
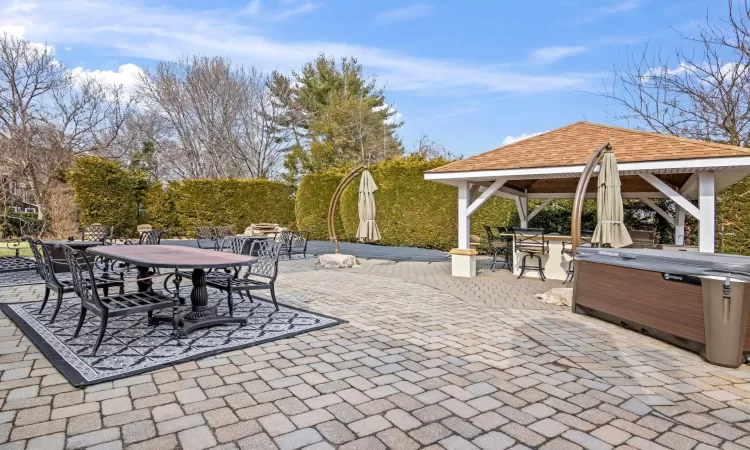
(1, 289, 344, 386)
(0, 269, 41, 287)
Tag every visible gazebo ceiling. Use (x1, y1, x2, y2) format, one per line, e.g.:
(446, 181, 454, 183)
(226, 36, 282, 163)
(501, 173, 693, 194)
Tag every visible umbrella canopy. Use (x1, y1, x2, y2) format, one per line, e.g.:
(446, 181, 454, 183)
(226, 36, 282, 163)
(591, 151, 632, 248)
(356, 169, 381, 242)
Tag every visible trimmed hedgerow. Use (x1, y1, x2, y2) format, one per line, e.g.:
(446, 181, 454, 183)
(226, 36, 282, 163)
(295, 169, 348, 240)
(718, 176, 750, 255)
(333, 156, 518, 251)
(161, 179, 296, 238)
(67, 156, 147, 237)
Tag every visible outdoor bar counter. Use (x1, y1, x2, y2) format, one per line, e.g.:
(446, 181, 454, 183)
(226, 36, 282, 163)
(510, 235, 572, 281)
(572, 247, 750, 367)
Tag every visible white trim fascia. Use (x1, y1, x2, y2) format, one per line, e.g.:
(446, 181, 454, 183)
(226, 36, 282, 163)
(517, 192, 667, 199)
(423, 156, 750, 181)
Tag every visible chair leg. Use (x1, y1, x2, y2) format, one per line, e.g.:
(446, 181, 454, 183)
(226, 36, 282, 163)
(92, 312, 109, 356)
(490, 249, 498, 272)
(103, 286, 108, 297)
(537, 255, 546, 281)
(50, 289, 64, 323)
(270, 285, 279, 311)
(74, 307, 88, 338)
(38, 288, 51, 314)
(517, 255, 528, 279)
(227, 289, 234, 316)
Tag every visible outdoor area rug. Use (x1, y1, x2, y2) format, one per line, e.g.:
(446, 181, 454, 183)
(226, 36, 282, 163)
(0, 290, 344, 386)
(0, 268, 41, 287)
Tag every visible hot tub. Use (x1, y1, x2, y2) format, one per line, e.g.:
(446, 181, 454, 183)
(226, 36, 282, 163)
(572, 247, 750, 367)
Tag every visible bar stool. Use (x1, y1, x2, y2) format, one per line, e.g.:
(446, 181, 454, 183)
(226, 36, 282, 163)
(483, 225, 512, 272)
(512, 228, 548, 280)
(562, 230, 594, 283)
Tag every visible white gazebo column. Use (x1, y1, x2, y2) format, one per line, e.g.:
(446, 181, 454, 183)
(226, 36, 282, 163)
(451, 179, 507, 277)
(451, 180, 476, 277)
(674, 205, 685, 246)
(698, 172, 716, 252)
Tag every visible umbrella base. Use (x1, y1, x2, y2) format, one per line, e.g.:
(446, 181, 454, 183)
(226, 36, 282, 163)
(317, 254, 361, 269)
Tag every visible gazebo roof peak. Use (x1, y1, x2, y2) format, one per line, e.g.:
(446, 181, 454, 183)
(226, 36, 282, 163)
(428, 121, 750, 174)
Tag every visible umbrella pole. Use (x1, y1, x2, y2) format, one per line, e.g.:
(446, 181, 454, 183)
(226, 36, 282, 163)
(571, 142, 611, 251)
(327, 165, 365, 254)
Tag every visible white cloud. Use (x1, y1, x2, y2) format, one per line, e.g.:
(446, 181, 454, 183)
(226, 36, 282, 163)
(0, 24, 25, 38)
(502, 131, 546, 146)
(0, 0, 592, 95)
(376, 4, 434, 23)
(531, 46, 587, 64)
(571, 0, 641, 25)
(240, 0, 319, 21)
(70, 63, 143, 92)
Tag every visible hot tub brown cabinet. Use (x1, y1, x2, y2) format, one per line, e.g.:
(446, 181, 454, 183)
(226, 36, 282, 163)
(572, 247, 750, 367)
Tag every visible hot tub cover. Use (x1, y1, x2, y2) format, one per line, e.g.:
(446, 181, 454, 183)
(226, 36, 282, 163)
(575, 247, 750, 282)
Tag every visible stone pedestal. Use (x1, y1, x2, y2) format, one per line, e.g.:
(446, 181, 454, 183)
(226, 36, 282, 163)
(451, 248, 477, 277)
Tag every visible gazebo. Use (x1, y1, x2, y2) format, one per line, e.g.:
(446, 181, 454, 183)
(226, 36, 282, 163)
(424, 122, 750, 277)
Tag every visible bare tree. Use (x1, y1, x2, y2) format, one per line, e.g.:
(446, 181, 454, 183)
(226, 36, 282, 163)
(598, 1, 750, 146)
(0, 33, 132, 219)
(412, 134, 461, 160)
(137, 56, 290, 179)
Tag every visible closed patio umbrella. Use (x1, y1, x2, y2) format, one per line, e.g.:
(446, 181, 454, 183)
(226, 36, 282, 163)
(356, 169, 381, 242)
(591, 150, 632, 248)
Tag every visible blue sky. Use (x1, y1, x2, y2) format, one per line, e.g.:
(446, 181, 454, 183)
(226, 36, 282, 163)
(0, 0, 727, 156)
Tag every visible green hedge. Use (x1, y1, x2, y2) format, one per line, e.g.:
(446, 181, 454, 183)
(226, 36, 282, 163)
(295, 169, 347, 240)
(67, 157, 147, 237)
(144, 179, 296, 238)
(332, 157, 517, 251)
(718, 176, 750, 255)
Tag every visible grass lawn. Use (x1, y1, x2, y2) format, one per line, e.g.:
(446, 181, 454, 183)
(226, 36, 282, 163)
(0, 241, 32, 257)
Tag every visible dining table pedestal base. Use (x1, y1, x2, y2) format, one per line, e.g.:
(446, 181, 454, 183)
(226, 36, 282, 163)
(151, 267, 248, 337)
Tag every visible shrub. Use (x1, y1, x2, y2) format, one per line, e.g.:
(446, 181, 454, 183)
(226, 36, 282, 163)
(146, 179, 296, 237)
(718, 176, 750, 255)
(295, 169, 348, 240)
(331, 157, 519, 251)
(67, 156, 146, 237)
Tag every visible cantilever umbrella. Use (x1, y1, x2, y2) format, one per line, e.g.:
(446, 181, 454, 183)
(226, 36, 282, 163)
(591, 150, 632, 248)
(356, 169, 381, 242)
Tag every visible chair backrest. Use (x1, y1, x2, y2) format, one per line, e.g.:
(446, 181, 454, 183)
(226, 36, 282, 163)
(196, 226, 216, 240)
(82, 224, 112, 242)
(219, 236, 253, 255)
(246, 239, 281, 282)
(28, 239, 55, 283)
(512, 227, 546, 248)
(138, 230, 164, 245)
(483, 225, 497, 243)
(214, 226, 233, 239)
(60, 244, 106, 312)
(274, 230, 292, 245)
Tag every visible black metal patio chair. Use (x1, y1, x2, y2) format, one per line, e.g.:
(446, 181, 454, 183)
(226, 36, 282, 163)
(484, 225, 512, 272)
(162, 236, 255, 300)
(60, 244, 174, 356)
(29, 239, 125, 323)
(512, 228, 549, 281)
(80, 224, 114, 243)
(196, 226, 218, 249)
(275, 230, 310, 259)
(0, 238, 36, 273)
(206, 239, 282, 315)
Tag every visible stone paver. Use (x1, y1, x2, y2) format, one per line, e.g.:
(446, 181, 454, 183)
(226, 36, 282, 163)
(0, 257, 749, 449)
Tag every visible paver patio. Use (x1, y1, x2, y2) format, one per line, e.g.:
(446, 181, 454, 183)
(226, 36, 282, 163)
(0, 257, 749, 449)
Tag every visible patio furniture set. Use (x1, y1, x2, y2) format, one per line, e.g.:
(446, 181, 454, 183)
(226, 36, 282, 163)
(484, 224, 657, 282)
(0, 224, 295, 356)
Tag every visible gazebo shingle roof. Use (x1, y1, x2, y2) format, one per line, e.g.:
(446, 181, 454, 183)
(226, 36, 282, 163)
(427, 121, 750, 174)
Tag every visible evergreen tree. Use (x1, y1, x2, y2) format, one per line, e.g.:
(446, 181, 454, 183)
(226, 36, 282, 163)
(270, 54, 403, 183)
